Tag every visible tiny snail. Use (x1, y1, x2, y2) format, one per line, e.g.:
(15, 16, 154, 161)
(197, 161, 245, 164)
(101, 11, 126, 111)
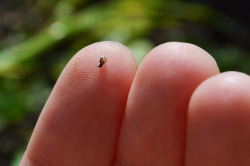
(98, 56, 107, 68)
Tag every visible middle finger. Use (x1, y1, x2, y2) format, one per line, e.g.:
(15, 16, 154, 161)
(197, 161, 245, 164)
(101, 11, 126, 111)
(114, 42, 219, 166)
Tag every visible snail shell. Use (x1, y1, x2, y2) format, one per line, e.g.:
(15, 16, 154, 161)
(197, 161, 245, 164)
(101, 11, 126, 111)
(98, 56, 107, 68)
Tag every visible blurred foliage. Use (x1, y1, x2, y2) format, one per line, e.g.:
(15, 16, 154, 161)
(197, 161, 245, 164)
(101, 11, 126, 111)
(0, 0, 249, 165)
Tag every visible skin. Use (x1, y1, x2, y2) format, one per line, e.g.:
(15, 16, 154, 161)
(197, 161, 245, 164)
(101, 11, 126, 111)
(20, 41, 250, 166)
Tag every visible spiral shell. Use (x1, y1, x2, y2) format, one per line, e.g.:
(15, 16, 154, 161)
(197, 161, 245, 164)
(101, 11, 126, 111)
(98, 56, 107, 68)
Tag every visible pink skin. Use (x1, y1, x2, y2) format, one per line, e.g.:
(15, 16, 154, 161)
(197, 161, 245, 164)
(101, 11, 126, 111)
(20, 41, 250, 166)
(186, 72, 250, 166)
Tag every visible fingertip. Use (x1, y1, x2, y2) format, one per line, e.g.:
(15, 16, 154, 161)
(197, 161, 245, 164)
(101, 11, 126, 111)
(186, 71, 250, 166)
(116, 42, 220, 165)
(23, 41, 137, 165)
(189, 71, 250, 113)
(143, 41, 219, 76)
(59, 41, 137, 90)
(136, 42, 219, 98)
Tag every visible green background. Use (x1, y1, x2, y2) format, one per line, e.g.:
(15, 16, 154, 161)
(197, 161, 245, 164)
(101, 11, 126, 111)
(0, 0, 249, 165)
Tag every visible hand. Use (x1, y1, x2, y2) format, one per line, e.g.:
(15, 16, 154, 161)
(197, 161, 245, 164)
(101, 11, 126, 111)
(20, 42, 250, 166)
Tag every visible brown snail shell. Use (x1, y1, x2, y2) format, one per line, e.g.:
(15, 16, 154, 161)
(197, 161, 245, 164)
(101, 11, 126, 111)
(98, 56, 107, 68)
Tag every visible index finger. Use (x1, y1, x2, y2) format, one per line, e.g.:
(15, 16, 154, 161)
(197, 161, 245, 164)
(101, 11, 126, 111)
(20, 41, 137, 166)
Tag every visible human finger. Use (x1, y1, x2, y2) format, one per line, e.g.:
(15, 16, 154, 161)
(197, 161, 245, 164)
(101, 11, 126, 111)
(20, 41, 137, 166)
(114, 42, 220, 165)
(186, 72, 250, 166)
